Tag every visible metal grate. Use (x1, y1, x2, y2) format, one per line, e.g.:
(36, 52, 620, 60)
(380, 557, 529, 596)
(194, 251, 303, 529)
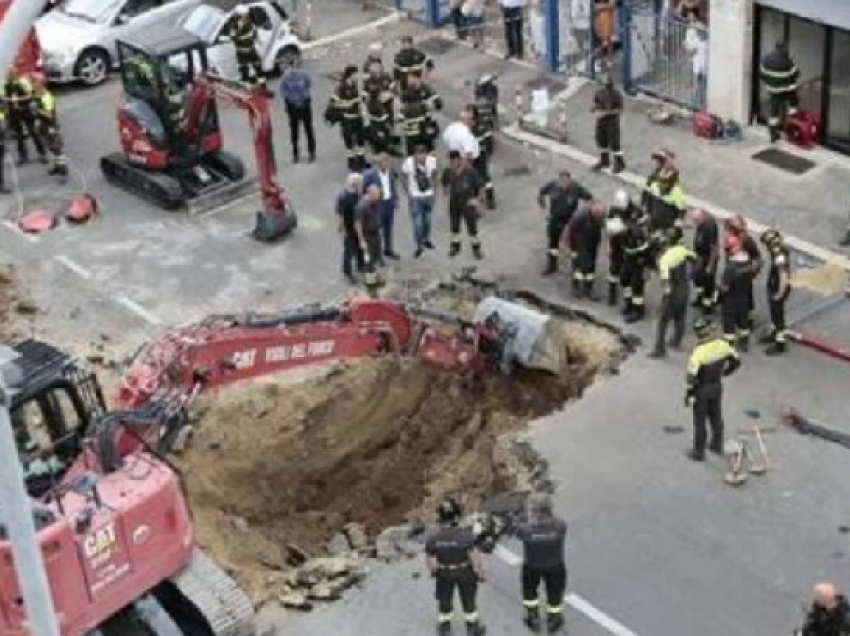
(751, 148, 816, 175)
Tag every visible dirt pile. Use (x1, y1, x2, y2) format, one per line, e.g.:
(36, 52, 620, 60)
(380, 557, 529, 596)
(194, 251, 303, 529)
(792, 263, 848, 295)
(0, 266, 38, 342)
(179, 301, 621, 604)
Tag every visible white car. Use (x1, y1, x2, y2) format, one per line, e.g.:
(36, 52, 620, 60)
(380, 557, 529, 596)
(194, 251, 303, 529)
(36, 0, 201, 86)
(179, 2, 302, 80)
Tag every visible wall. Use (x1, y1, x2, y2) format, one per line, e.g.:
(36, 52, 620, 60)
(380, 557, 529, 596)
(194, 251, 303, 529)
(707, 0, 754, 123)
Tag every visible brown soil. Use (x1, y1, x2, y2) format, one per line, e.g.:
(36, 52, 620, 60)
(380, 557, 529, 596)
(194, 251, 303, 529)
(0, 266, 38, 342)
(792, 263, 848, 295)
(178, 316, 621, 603)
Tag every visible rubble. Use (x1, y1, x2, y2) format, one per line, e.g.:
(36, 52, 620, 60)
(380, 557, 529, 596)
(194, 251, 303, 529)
(326, 533, 352, 557)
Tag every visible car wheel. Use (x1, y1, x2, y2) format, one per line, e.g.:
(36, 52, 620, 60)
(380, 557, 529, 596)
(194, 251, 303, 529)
(273, 45, 301, 76)
(74, 49, 110, 87)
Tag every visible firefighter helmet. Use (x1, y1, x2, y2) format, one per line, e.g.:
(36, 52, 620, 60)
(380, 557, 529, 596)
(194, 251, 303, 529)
(761, 228, 783, 248)
(612, 188, 630, 209)
(693, 318, 714, 339)
(437, 497, 463, 523)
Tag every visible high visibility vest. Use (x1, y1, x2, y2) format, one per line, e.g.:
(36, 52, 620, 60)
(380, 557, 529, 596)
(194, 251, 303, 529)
(649, 180, 685, 210)
(37, 91, 56, 119)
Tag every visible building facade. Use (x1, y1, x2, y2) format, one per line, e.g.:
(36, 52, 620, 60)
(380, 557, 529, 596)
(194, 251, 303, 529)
(709, 0, 850, 154)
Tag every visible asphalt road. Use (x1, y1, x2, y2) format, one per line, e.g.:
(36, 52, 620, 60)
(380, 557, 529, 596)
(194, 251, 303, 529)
(2, 11, 849, 636)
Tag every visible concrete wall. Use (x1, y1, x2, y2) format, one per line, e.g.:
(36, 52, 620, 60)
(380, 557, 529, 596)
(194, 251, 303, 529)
(707, 0, 754, 123)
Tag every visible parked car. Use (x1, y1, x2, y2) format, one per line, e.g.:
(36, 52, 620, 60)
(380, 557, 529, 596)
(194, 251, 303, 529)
(0, 0, 45, 82)
(35, 0, 201, 87)
(178, 1, 301, 80)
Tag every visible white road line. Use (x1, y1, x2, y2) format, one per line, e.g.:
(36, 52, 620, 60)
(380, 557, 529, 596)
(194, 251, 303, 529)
(493, 546, 639, 636)
(1, 220, 40, 243)
(301, 12, 403, 50)
(54, 254, 93, 280)
(502, 124, 850, 272)
(115, 295, 164, 326)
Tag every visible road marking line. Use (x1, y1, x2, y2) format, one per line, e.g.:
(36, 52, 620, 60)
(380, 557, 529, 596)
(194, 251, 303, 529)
(54, 254, 93, 280)
(493, 546, 639, 636)
(115, 295, 164, 326)
(502, 124, 850, 272)
(302, 12, 403, 50)
(1, 220, 39, 243)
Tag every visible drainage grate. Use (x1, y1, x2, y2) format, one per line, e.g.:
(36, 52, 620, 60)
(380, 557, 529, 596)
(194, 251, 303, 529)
(524, 76, 568, 96)
(751, 148, 816, 175)
(417, 36, 456, 56)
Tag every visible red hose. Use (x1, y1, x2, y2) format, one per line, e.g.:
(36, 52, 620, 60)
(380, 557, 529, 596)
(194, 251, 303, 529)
(796, 332, 850, 365)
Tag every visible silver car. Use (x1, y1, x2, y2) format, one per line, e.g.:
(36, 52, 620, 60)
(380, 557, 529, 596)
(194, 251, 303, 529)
(36, 0, 201, 87)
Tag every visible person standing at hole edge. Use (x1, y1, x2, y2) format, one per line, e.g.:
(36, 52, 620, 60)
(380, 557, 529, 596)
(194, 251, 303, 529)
(336, 172, 365, 285)
(516, 493, 568, 634)
(394, 35, 434, 94)
(568, 200, 607, 300)
(590, 74, 625, 174)
(691, 208, 720, 315)
(537, 170, 593, 277)
(620, 192, 652, 323)
(724, 213, 762, 334)
(649, 227, 696, 359)
(606, 189, 642, 307)
(2, 69, 47, 166)
(442, 150, 484, 260)
(795, 582, 850, 636)
(32, 79, 68, 183)
(759, 229, 792, 356)
(426, 497, 487, 636)
(230, 5, 264, 87)
(759, 40, 800, 143)
(719, 234, 752, 352)
(326, 66, 367, 171)
(684, 318, 740, 462)
(468, 104, 496, 210)
(400, 72, 442, 156)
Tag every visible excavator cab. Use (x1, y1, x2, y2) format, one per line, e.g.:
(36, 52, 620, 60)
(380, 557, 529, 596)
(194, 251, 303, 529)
(2, 340, 108, 498)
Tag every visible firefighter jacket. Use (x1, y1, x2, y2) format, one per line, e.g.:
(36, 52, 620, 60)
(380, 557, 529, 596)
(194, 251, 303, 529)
(570, 206, 604, 246)
(767, 245, 791, 295)
(686, 337, 740, 397)
(593, 85, 622, 121)
(658, 244, 694, 298)
(516, 518, 567, 569)
(34, 91, 58, 127)
(471, 120, 492, 157)
(2, 77, 34, 113)
(232, 18, 258, 57)
(799, 595, 850, 636)
(362, 72, 395, 108)
(623, 209, 651, 265)
(425, 524, 476, 570)
(400, 100, 430, 139)
(741, 233, 763, 276)
(393, 47, 430, 84)
(330, 82, 362, 123)
(720, 259, 751, 304)
(693, 216, 719, 264)
(400, 84, 442, 112)
(760, 47, 800, 95)
(643, 167, 685, 230)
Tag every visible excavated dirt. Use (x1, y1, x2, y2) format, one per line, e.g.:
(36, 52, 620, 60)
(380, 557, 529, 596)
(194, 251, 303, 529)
(792, 263, 848, 295)
(178, 299, 623, 604)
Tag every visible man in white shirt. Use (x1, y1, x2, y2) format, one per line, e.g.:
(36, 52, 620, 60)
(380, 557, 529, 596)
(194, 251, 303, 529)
(401, 144, 438, 257)
(442, 107, 480, 160)
(687, 27, 708, 108)
(499, 0, 525, 59)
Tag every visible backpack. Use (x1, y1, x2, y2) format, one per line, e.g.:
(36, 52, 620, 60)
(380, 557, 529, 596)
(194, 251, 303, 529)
(413, 159, 432, 192)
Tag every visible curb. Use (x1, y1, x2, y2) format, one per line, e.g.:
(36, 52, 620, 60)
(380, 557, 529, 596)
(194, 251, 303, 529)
(502, 123, 850, 273)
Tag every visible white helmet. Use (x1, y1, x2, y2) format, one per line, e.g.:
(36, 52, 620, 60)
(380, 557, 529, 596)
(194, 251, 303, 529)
(369, 42, 383, 54)
(234, 4, 249, 16)
(613, 189, 630, 209)
(606, 216, 626, 236)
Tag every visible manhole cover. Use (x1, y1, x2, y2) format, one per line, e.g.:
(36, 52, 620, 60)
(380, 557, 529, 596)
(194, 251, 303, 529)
(524, 76, 568, 96)
(417, 36, 456, 56)
(751, 147, 816, 175)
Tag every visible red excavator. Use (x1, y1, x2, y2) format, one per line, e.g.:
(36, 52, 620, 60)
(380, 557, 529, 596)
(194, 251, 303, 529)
(1, 295, 559, 636)
(99, 27, 295, 241)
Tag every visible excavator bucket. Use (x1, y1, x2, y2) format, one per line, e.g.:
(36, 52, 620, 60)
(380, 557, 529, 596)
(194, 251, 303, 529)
(186, 178, 260, 217)
(473, 297, 565, 374)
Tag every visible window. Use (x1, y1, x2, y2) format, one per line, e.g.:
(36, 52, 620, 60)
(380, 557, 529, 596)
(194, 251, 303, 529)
(787, 16, 825, 114)
(827, 30, 850, 151)
(118, 0, 162, 21)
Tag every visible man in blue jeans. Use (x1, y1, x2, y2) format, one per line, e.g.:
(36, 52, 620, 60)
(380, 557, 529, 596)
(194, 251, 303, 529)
(401, 145, 437, 257)
(363, 152, 401, 260)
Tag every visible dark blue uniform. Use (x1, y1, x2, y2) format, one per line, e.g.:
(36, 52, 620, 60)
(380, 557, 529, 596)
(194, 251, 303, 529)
(426, 524, 483, 634)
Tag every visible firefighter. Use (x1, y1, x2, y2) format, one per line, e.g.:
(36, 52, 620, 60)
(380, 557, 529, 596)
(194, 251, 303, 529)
(2, 69, 46, 165)
(649, 227, 695, 359)
(719, 234, 752, 352)
(364, 93, 398, 155)
(568, 201, 607, 300)
(759, 229, 792, 356)
(31, 79, 67, 181)
(516, 493, 568, 634)
(400, 72, 441, 155)
(621, 201, 651, 323)
(0, 105, 10, 194)
(363, 42, 385, 73)
(684, 318, 741, 461)
(327, 65, 367, 171)
(642, 148, 685, 242)
(230, 5, 263, 87)
(362, 46, 396, 128)
(394, 35, 434, 94)
(441, 150, 484, 259)
(538, 171, 593, 277)
(467, 104, 495, 210)
(759, 40, 800, 143)
(425, 497, 486, 636)
(606, 189, 641, 306)
(794, 582, 850, 636)
(691, 208, 719, 314)
(725, 213, 762, 331)
(590, 74, 625, 174)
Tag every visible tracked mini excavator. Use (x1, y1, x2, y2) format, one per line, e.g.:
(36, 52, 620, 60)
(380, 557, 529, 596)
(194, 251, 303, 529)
(0, 296, 563, 636)
(100, 27, 296, 241)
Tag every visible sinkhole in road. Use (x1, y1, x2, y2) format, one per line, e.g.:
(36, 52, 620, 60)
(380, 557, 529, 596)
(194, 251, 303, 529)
(177, 282, 632, 603)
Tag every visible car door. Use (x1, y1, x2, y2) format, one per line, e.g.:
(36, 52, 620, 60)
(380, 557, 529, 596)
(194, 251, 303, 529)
(247, 3, 277, 72)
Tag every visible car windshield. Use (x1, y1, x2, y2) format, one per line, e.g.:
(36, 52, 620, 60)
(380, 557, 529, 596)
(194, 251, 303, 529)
(181, 7, 223, 43)
(60, 0, 124, 23)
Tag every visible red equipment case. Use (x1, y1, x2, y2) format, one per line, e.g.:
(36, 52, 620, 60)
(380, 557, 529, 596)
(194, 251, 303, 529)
(693, 111, 722, 140)
(784, 110, 821, 148)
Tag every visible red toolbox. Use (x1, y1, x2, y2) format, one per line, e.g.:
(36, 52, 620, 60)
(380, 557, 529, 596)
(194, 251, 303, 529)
(692, 111, 723, 140)
(785, 110, 822, 148)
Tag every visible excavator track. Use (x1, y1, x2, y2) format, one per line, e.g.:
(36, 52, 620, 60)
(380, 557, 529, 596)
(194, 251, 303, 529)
(100, 152, 186, 211)
(166, 549, 255, 636)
